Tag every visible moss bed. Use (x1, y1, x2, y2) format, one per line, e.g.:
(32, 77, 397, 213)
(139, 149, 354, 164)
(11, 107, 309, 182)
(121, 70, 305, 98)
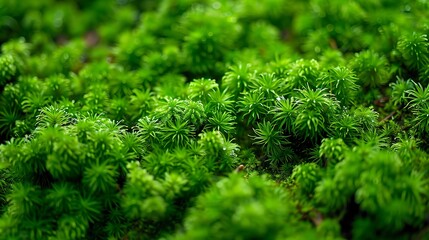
(1, 0, 429, 239)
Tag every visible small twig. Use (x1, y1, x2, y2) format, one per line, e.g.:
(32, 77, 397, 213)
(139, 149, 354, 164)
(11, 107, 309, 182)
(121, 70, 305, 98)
(235, 164, 245, 173)
(311, 211, 324, 227)
(329, 39, 338, 49)
(381, 111, 396, 122)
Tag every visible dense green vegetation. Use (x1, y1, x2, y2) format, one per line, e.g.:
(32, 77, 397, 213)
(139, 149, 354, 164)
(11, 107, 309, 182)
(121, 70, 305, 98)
(1, 0, 429, 239)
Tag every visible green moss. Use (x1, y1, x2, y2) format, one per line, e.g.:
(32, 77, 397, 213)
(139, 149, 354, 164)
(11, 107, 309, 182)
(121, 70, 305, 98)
(0, 0, 429, 239)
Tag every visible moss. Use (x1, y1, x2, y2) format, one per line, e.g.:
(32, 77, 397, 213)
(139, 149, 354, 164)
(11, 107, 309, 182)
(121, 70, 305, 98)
(0, 0, 429, 239)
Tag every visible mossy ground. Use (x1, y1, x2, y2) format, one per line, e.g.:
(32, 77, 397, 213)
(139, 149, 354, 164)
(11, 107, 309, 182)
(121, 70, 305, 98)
(0, 0, 429, 239)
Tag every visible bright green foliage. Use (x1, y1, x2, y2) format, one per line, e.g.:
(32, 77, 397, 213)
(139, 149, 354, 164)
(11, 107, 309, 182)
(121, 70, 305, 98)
(0, 55, 17, 86)
(319, 138, 347, 167)
(389, 78, 413, 107)
(206, 89, 234, 112)
(206, 111, 236, 137)
(83, 161, 117, 193)
(187, 78, 218, 103)
(329, 112, 359, 142)
(271, 97, 296, 132)
(238, 90, 269, 125)
(291, 163, 321, 199)
(182, 100, 206, 127)
(1, 0, 429, 239)
(0, 38, 30, 87)
(198, 130, 238, 174)
(319, 66, 359, 106)
(250, 73, 285, 100)
(398, 32, 429, 71)
(174, 173, 318, 240)
(252, 120, 289, 160)
(407, 82, 429, 134)
(286, 59, 321, 90)
(293, 87, 338, 141)
(0, 112, 131, 238)
(316, 218, 343, 240)
(122, 162, 168, 220)
(179, 7, 242, 76)
(350, 50, 390, 88)
(162, 119, 193, 148)
(222, 63, 254, 97)
(315, 145, 428, 238)
(137, 116, 163, 147)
